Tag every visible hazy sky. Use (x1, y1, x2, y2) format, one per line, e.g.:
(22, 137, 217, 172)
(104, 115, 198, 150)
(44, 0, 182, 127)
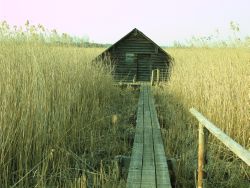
(0, 0, 249, 45)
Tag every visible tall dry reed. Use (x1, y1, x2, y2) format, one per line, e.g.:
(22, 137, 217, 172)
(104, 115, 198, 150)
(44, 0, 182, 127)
(154, 48, 250, 187)
(0, 41, 136, 187)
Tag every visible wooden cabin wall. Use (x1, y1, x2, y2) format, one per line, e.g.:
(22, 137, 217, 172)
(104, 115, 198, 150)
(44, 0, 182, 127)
(103, 34, 169, 82)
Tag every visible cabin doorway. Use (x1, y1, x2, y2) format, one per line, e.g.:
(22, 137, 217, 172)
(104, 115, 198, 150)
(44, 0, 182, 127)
(137, 54, 151, 81)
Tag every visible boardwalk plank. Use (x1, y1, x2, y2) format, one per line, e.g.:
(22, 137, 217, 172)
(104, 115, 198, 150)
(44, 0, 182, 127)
(142, 85, 156, 187)
(127, 84, 171, 188)
(127, 86, 144, 188)
(149, 87, 172, 187)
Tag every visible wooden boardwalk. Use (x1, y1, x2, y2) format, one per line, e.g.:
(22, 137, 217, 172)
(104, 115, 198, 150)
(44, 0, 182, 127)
(127, 84, 171, 188)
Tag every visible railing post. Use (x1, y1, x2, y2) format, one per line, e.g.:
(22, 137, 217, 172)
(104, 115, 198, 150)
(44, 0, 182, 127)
(133, 74, 136, 83)
(156, 69, 160, 85)
(198, 122, 204, 188)
(151, 70, 155, 86)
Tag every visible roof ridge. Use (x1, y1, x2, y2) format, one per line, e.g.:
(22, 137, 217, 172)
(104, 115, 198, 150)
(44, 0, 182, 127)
(94, 28, 171, 60)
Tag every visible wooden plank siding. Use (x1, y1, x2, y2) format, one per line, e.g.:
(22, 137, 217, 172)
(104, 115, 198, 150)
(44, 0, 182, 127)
(93, 28, 172, 82)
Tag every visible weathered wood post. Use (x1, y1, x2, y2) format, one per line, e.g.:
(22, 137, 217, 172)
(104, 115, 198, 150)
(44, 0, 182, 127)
(156, 69, 160, 85)
(198, 123, 208, 188)
(151, 70, 155, 86)
(133, 74, 136, 83)
(198, 122, 204, 188)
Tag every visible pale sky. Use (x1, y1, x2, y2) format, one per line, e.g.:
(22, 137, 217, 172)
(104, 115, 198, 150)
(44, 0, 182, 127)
(0, 0, 249, 45)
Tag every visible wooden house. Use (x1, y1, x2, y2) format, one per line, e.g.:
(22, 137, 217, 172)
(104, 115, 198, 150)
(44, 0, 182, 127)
(94, 28, 172, 82)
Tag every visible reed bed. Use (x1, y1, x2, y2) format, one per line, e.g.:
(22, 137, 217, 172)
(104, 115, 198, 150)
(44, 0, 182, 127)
(0, 41, 136, 187)
(154, 48, 250, 188)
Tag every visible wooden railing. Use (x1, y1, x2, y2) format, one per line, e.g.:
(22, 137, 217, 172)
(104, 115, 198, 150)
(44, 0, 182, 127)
(189, 108, 250, 188)
(151, 69, 160, 86)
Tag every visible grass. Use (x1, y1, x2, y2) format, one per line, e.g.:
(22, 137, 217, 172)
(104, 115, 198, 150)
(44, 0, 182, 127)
(0, 40, 137, 187)
(154, 48, 250, 187)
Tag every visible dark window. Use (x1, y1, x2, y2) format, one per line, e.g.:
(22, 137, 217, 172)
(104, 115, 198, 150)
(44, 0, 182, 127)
(125, 53, 135, 63)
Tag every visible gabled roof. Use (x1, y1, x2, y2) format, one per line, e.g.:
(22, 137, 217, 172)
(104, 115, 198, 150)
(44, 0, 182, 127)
(95, 28, 171, 59)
